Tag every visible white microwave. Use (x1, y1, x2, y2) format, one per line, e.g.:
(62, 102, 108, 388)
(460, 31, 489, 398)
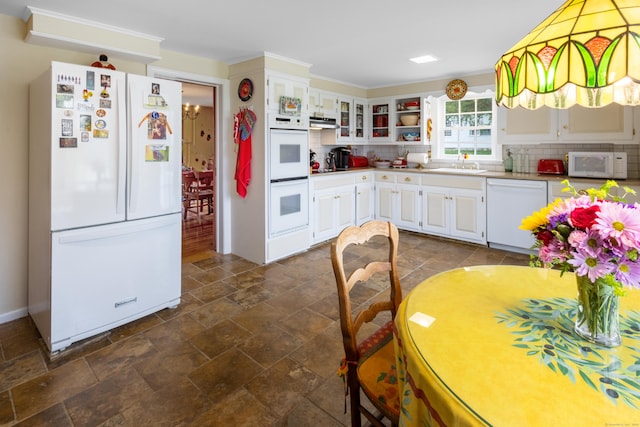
(567, 151, 627, 179)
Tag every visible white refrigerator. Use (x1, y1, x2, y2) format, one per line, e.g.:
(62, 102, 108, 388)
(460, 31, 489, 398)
(28, 61, 182, 353)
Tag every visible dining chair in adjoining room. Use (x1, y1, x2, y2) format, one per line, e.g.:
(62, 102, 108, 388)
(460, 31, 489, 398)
(182, 170, 213, 220)
(195, 170, 214, 214)
(331, 220, 402, 427)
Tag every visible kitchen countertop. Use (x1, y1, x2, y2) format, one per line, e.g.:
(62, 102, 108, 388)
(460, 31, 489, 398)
(310, 167, 640, 185)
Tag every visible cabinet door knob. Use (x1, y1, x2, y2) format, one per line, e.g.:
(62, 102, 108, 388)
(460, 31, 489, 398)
(405, 177, 411, 182)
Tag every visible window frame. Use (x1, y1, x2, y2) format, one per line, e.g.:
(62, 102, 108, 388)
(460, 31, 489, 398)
(434, 89, 498, 161)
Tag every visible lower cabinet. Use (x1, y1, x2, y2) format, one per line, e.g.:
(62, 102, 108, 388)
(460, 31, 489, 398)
(355, 171, 375, 225)
(310, 170, 487, 246)
(375, 172, 421, 231)
(422, 175, 486, 244)
(311, 174, 356, 244)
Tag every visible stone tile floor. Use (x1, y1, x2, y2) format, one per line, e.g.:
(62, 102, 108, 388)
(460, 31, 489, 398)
(0, 232, 529, 426)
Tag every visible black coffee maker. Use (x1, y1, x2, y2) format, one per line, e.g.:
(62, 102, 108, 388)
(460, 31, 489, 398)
(331, 147, 351, 170)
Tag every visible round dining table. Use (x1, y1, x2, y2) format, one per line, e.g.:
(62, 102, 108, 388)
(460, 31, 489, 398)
(393, 265, 640, 426)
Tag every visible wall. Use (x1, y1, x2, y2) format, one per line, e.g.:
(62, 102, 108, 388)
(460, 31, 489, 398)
(0, 14, 229, 323)
(182, 106, 214, 171)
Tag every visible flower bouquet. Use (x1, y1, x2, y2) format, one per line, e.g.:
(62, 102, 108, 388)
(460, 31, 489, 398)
(520, 179, 640, 346)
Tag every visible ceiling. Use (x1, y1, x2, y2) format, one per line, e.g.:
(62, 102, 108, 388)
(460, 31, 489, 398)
(1, 0, 561, 93)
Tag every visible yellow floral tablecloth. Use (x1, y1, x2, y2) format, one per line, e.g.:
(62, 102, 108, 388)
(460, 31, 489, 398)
(393, 265, 640, 426)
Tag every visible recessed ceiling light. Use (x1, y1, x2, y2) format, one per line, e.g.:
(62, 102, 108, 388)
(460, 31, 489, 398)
(410, 55, 439, 64)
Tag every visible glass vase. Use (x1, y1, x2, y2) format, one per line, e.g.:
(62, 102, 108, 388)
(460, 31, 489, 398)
(574, 274, 621, 347)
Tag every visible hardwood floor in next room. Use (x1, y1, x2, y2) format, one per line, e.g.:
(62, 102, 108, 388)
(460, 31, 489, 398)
(182, 210, 216, 262)
(0, 228, 529, 426)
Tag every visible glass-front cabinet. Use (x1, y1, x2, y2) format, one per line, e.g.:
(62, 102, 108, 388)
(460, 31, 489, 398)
(338, 97, 367, 144)
(370, 99, 391, 143)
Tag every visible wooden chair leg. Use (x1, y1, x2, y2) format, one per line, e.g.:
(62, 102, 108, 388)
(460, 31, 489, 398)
(348, 369, 361, 426)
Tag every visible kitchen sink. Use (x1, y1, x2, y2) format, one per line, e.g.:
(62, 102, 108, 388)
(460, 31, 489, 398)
(428, 167, 488, 174)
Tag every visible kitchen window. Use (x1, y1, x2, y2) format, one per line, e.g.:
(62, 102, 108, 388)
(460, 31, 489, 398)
(435, 91, 497, 161)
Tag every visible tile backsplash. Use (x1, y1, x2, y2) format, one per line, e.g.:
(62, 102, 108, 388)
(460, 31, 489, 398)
(502, 143, 639, 179)
(310, 131, 640, 179)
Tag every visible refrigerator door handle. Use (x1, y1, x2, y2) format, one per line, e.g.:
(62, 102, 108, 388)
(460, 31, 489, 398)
(116, 79, 127, 215)
(57, 217, 175, 244)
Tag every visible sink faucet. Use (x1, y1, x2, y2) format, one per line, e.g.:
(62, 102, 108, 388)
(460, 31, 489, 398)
(459, 153, 468, 169)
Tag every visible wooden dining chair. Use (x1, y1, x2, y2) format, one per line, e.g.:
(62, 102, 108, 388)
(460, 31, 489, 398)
(195, 170, 214, 214)
(182, 170, 214, 220)
(331, 220, 402, 427)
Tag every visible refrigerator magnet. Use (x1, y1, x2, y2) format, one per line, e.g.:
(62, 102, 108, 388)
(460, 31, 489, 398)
(100, 75, 111, 88)
(59, 137, 77, 148)
(81, 132, 90, 142)
(80, 115, 91, 131)
(93, 129, 109, 139)
(82, 89, 93, 102)
(86, 70, 95, 90)
(61, 119, 73, 137)
(96, 109, 106, 117)
(145, 144, 169, 162)
(100, 99, 112, 109)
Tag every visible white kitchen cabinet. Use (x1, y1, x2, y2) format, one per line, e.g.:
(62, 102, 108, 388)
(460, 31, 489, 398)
(338, 96, 367, 144)
(498, 104, 634, 144)
(310, 174, 355, 244)
(267, 73, 309, 117)
(375, 172, 421, 231)
(370, 99, 392, 143)
(355, 171, 374, 225)
(421, 175, 486, 244)
(498, 106, 558, 143)
(308, 89, 338, 119)
(558, 104, 634, 141)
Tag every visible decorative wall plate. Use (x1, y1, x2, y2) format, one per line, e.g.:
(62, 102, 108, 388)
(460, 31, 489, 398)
(238, 78, 253, 101)
(446, 79, 468, 100)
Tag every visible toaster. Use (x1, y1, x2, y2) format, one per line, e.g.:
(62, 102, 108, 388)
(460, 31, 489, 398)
(537, 159, 565, 175)
(349, 156, 370, 168)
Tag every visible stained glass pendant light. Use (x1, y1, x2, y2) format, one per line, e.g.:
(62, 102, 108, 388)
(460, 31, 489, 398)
(495, 0, 640, 109)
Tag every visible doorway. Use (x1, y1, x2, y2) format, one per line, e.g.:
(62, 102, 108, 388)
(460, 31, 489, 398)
(181, 82, 216, 259)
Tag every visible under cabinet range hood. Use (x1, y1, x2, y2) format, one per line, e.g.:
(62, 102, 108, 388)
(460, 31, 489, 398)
(309, 116, 339, 130)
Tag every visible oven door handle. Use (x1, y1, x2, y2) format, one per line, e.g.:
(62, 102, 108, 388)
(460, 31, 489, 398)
(270, 176, 308, 183)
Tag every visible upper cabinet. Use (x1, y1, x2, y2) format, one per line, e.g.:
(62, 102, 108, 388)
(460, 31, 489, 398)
(497, 106, 558, 143)
(394, 96, 424, 144)
(370, 99, 392, 143)
(498, 104, 635, 144)
(559, 104, 634, 141)
(369, 96, 432, 145)
(267, 73, 309, 119)
(337, 96, 367, 144)
(308, 89, 338, 119)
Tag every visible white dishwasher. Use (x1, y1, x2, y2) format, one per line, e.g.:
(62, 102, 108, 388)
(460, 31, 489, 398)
(487, 178, 547, 253)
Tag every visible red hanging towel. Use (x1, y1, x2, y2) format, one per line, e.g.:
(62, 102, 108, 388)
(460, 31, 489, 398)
(234, 108, 257, 198)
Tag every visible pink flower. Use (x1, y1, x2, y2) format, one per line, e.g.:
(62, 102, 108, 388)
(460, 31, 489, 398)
(567, 230, 587, 248)
(593, 202, 640, 250)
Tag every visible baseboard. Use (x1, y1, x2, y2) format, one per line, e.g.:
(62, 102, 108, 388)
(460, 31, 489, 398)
(0, 307, 28, 325)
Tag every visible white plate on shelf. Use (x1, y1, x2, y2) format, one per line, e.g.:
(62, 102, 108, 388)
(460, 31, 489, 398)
(405, 106, 419, 110)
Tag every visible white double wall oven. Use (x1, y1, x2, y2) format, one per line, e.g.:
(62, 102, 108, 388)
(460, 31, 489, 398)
(268, 128, 309, 237)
